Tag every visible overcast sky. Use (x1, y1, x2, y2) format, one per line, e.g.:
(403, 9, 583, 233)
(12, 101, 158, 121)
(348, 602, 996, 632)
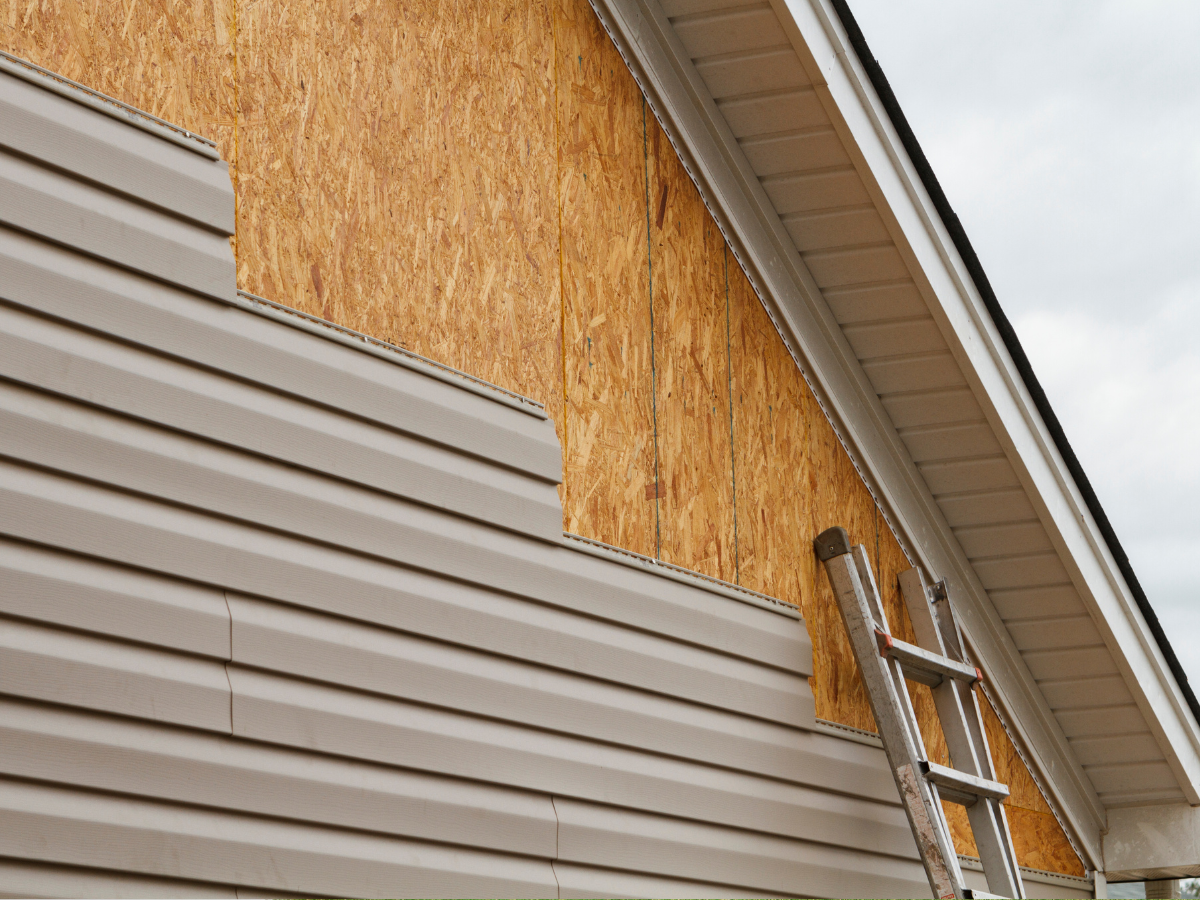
(847, 2, 1200, 687)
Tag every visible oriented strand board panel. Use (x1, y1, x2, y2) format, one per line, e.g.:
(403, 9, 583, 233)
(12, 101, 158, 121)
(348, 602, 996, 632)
(728, 258, 873, 720)
(554, 0, 657, 555)
(729, 256, 908, 731)
(235, 0, 563, 428)
(0, 0, 236, 163)
(725, 259, 809, 608)
(645, 115, 736, 580)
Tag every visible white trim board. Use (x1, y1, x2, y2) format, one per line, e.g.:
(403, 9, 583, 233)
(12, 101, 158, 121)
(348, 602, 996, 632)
(1104, 803, 1200, 881)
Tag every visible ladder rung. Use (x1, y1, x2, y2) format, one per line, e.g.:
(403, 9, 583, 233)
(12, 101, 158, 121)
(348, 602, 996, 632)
(921, 760, 1010, 805)
(875, 630, 982, 687)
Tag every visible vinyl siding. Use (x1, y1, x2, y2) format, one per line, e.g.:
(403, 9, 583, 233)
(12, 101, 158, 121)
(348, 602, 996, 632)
(0, 61, 939, 899)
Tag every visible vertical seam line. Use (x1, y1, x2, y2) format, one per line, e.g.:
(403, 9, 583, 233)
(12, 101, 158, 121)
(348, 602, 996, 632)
(221, 590, 234, 736)
(550, 795, 561, 899)
(875, 504, 881, 590)
(724, 242, 739, 583)
(641, 95, 662, 560)
(583, 4, 918, 572)
(231, 0, 239, 283)
(550, 1, 568, 522)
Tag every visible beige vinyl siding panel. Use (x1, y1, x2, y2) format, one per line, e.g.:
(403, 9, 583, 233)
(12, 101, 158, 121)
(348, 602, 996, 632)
(0, 541, 231, 657)
(0, 64, 232, 231)
(0, 779, 560, 899)
(0, 148, 234, 303)
(0, 859, 241, 900)
(552, 863, 789, 899)
(553, 796, 930, 898)
(0, 700, 558, 859)
(0, 619, 232, 732)
(0, 63, 942, 898)
(655, 0, 1183, 817)
(0, 233, 563, 538)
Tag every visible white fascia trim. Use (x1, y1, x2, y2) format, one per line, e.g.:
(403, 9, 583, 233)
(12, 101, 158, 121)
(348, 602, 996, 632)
(1103, 803, 1200, 880)
(589, 0, 1106, 865)
(792, 0, 1200, 805)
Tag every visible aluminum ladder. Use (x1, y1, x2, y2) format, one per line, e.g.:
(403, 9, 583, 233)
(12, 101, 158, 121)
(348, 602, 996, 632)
(814, 526, 1024, 900)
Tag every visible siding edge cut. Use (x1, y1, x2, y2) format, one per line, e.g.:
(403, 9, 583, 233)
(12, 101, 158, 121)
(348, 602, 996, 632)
(234, 291, 549, 420)
(0, 50, 218, 158)
(564, 532, 801, 619)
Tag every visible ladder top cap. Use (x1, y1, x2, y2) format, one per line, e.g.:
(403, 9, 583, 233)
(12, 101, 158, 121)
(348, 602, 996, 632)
(814, 526, 852, 561)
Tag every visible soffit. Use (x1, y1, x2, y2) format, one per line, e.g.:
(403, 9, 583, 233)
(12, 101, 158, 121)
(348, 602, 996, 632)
(649, 0, 1188, 815)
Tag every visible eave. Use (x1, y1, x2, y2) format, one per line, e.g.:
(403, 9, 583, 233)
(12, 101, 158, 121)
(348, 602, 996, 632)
(588, 0, 1200, 870)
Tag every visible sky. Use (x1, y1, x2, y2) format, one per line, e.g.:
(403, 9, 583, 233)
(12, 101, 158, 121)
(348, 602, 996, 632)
(847, 2, 1200, 687)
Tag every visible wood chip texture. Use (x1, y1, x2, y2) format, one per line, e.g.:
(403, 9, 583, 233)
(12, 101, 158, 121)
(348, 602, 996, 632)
(0, 0, 1083, 877)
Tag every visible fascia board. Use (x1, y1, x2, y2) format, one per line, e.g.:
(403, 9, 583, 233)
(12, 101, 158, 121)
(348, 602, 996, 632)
(789, 0, 1200, 806)
(1103, 803, 1200, 880)
(589, 0, 1107, 865)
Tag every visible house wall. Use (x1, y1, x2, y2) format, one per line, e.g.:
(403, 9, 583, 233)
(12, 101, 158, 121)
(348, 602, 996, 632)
(0, 62, 928, 897)
(1, 0, 1083, 878)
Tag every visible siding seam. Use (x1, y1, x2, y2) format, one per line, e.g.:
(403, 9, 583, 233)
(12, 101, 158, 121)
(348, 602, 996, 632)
(221, 589, 233, 736)
(551, 795, 562, 900)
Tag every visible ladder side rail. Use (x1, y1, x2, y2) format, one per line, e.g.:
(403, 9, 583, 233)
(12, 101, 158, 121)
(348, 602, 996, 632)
(816, 529, 962, 899)
(852, 546, 932, 761)
(901, 572, 1026, 899)
(898, 568, 950, 655)
(939, 595, 1026, 898)
(959, 678, 1025, 898)
(899, 570, 989, 780)
(852, 546, 959, 875)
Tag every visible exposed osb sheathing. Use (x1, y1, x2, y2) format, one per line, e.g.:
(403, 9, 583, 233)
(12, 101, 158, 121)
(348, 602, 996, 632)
(646, 115, 735, 581)
(234, 0, 563, 433)
(555, 0, 656, 555)
(727, 258, 814, 610)
(985, 695, 1087, 876)
(3, 0, 1084, 877)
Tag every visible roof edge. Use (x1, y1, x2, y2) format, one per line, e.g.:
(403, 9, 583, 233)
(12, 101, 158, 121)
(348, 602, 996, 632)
(828, 0, 1200, 731)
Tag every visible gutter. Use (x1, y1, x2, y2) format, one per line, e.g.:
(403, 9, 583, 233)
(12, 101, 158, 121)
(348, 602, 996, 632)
(829, 0, 1200, 729)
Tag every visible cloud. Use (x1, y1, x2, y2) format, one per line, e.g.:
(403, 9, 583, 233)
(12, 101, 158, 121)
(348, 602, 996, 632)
(1015, 292, 1200, 615)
